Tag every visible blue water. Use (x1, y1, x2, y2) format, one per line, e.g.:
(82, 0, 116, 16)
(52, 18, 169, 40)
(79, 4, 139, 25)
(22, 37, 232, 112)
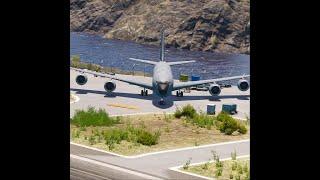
(70, 32, 250, 84)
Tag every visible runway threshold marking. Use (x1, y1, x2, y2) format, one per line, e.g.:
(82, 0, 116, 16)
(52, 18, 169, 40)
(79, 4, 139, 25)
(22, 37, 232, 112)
(107, 103, 139, 110)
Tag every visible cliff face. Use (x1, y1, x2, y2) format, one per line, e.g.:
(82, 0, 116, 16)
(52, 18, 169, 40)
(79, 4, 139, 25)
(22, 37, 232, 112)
(70, 0, 250, 54)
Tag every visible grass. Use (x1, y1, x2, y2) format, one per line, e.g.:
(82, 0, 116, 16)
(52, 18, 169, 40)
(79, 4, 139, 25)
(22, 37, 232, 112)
(70, 55, 151, 77)
(70, 113, 249, 156)
(182, 157, 250, 180)
(71, 107, 120, 127)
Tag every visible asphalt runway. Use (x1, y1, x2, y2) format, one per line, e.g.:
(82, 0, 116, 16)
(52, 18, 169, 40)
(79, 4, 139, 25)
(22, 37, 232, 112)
(71, 140, 249, 179)
(70, 69, 250, 119)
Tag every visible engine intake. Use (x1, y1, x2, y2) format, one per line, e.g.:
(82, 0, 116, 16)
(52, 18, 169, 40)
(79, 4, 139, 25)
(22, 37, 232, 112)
(237, 79, 249, 91)
(75, 74, 88, 85)
(209, 84, 221, 96)
(104, 81, 116, 92)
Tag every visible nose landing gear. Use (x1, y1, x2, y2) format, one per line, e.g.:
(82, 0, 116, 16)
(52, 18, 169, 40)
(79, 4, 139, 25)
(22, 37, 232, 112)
(159, 98, 165, 105)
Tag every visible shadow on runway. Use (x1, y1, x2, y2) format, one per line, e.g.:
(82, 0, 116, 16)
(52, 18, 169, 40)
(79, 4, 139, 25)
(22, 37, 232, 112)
(71, 88, 154, 100)
(173, 94, 250, 101)
(70, 88, 250, 109)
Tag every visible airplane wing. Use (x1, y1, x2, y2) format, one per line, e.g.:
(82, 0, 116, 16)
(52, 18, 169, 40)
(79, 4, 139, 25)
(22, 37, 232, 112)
(166, 60, 196, 66)
(71, 67, 153, 90)
(173, 75, 250, 90)
(129, 58, 158, 65)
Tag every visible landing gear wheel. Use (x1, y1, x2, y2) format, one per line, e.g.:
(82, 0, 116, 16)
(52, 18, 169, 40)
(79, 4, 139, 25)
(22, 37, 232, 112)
(145, 90, 148, 96)
(176, 91, 183, 97)
(141, 90, 144, 96)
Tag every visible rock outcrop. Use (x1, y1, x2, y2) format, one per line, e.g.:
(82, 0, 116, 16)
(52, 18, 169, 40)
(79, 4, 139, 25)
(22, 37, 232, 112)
(70, 0, 250, 54)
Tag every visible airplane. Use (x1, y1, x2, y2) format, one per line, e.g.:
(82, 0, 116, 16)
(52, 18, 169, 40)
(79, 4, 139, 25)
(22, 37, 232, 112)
(71, 30, 250, 105)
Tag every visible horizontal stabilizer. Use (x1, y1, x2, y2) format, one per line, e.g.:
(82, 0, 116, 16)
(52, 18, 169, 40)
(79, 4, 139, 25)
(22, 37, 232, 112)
(129, 58, 158, 65)
(167, 60, 195, 66)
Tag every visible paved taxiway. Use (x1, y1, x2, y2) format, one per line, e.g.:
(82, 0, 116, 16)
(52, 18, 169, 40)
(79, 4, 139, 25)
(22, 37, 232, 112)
(71, 140, 249, 179)
(70, 69, 250, 119)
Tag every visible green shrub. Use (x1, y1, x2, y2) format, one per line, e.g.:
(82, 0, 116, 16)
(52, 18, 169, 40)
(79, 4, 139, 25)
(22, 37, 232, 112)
(238, 124, 248, 134)
(189, 113, 214, 128)
(230, 173, 234, 179)
(215, 167, 223, 177)
(174, 108, 182, 118)
(181, 104, 197, 118)
(202, 161, 210, 170)
(89, 135, 96, 145)
(219, 118, 238, 135)
(104, 129, 128, 150)
(71, 107, 120, 127)
(103, 125, 160, 148)
(217, 112, 248, 135)
(174, 104, 197, 119)
(136, 129, 160, 146)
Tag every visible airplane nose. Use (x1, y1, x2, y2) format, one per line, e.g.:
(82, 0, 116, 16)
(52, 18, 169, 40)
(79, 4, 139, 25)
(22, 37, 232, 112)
(159, 83, 168, 90)
(157, 81, 169, 95)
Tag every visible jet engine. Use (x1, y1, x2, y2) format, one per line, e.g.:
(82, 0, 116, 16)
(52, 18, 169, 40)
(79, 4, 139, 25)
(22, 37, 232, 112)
(209, 84, 221, 96)
(237, 79, 250, 91)
(104, 81, 116, 92)
(75, 74, 88, 85)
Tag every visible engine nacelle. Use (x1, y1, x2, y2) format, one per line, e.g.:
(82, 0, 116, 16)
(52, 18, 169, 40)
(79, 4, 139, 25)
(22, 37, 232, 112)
(104, 81, 116, 92)
(209, 84, 221, 96)
(237, 79, 250, 91)
(75, 74, 88, 85)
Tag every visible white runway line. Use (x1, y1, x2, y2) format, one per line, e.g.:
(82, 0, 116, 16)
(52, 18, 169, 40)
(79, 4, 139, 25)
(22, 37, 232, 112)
(70, 139, 249, 159)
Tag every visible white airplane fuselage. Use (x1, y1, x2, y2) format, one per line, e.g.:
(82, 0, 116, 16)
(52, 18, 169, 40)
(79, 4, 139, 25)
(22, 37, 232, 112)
(152, 61, 174, 99)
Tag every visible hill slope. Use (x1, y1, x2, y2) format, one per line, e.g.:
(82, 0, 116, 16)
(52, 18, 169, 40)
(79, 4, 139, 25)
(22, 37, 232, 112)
(70, 0, 250, 54)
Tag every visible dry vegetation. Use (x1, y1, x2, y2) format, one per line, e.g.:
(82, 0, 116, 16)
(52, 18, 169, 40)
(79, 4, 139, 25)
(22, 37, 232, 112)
(182, 157, 250, 180)
(71, 113, 249, 156)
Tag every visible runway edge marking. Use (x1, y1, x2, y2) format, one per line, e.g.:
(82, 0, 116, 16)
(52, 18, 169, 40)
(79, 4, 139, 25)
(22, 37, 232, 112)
(168, 155, 250, 180)
(70, 139, 249, 159)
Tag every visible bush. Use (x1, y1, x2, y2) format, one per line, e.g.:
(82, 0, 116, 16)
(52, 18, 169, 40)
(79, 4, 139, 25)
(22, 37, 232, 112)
(238, 124, 248, 134)
(174, 104, 197, 119)
(104, 129, 128, 150)
(103, 125, 160, 148)
(216, 112, 248, 135)
(181, 104, 197, 118)
(219, 117, 238, 135)
(215, 167, 223, 177)
(71, 107, 120, 127)
(89, 135, 96, 145)
(189, 113, 215, 128)
(174, 108, 182, 118)
(136, 130, 160, 146)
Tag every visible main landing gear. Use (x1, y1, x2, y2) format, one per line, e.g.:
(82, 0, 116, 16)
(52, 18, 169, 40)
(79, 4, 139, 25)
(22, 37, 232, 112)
(176, 91, 183, 97)
(140, 89, 148, 96)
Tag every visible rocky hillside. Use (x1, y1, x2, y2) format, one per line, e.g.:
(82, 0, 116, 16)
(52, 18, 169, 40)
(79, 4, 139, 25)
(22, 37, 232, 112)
(70, 0, 250, 54)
